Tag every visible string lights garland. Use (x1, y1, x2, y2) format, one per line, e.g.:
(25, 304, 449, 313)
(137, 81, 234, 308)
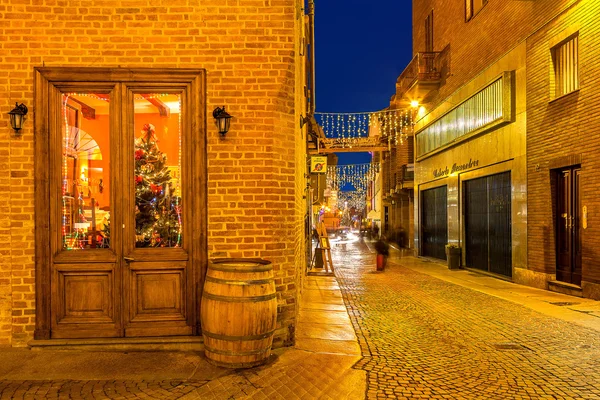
(326, 163, 380, 193)
(315, 109, 414, 147)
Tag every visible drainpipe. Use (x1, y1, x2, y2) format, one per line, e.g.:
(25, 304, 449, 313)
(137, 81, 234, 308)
(308, 0, 316, 115)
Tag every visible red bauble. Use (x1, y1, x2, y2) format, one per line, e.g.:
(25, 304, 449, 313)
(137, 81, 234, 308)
(150, 183, 162, 194)
(135, 176, 143, 185)
(135, 149, 145, 160)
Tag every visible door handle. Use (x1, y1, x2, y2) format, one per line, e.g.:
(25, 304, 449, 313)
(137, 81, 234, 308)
(124, 256, 135, 263)
(562, 213, 569, 230)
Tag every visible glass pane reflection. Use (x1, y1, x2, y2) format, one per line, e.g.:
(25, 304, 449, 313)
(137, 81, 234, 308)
(134, 93, 182, 248)
(61, 93, 111, 250)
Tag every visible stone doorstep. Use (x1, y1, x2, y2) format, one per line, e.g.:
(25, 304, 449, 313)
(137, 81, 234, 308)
(548, 280, 583, 298)
(28, 336, 204, 352)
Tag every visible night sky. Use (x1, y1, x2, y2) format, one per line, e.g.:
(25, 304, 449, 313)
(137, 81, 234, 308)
(314, 0, 413, 166)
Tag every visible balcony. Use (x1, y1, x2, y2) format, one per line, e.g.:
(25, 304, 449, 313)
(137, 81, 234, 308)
(395, 164, 414, 191)
(395, 47, 450, 106)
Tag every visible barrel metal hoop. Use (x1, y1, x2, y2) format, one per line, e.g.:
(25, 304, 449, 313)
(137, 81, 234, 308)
(209, 264, 273, 273)
(211, 258, 272, 265)
(202, 329, 276, 341)
(202, 292, 277, 303)
(205, 275, 273, 286)
(204, 344, 271, 357)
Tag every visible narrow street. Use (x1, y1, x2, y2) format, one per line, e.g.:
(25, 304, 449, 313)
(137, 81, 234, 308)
(2, 238, 600, 399)
(331, 236, 600, 399)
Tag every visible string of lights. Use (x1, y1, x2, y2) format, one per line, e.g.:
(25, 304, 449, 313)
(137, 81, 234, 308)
(326, 163, 380, 193)
(315, 109, 414, 146)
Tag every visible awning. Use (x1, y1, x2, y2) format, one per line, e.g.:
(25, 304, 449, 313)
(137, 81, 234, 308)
(366, 210, 380, 220)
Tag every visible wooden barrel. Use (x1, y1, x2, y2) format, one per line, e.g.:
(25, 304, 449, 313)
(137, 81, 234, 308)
(201, 258, 277, 368)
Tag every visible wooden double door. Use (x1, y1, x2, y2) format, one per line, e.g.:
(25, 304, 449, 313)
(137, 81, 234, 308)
(34, 68, 207, 339)
(556, 167, 582, 286)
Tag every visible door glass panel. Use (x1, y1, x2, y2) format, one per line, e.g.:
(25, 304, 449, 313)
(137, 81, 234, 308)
(61, 93, 111, 250)
(133, 93, 183, 248)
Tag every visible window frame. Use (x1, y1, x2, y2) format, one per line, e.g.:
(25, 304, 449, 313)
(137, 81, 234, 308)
(466, 0, 488, 22)
(551, 34, 580, 100)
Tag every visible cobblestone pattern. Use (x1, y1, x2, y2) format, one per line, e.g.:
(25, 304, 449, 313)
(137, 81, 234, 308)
(0, 380, 207, 399)
(333, 241, 600, 399)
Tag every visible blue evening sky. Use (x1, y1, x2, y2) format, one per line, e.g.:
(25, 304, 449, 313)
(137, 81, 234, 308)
(314, 0, 413, 166)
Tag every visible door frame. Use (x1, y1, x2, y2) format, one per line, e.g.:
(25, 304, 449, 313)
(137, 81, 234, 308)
(34, 67, 208, 340)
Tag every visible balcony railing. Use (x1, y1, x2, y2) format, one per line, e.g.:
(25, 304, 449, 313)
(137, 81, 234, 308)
(396, 47, 450, 99)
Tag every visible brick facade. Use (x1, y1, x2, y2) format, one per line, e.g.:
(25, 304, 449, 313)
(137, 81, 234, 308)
(405, 0, 600, 297)
(412, 0, 577, 108)
(526, 0, 600, 298)
(0, 1, 306, 346)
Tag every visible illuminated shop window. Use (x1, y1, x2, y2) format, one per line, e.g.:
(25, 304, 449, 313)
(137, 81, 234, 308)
(416, 76, 508, 158)
(61, 93, 111, 250)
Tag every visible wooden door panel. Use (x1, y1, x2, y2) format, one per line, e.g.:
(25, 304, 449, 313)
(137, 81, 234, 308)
(125, 261, 192, 337)
(51, 263, 120, 338)
(556, 170, 571, 280)
(128, 262, 187, 322)
(556, 167, 582, 286)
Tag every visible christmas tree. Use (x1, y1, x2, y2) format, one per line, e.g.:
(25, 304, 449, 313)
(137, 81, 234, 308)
(134, 123, 182, 247)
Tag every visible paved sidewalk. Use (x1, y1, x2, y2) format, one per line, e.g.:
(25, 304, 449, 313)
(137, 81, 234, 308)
(385, 244, 600, 333)
(0, 275, 366, 399)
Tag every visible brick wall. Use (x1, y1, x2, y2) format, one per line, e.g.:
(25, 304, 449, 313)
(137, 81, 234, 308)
(0, 0, 305, 346)
(412, 0, 578, 108)
(527, 1, 600, 292)
(410, 0, 600, 295)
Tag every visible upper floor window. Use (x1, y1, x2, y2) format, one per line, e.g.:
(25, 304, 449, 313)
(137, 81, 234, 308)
(552, 35, 579, 98)
(466, 0, 488, 21)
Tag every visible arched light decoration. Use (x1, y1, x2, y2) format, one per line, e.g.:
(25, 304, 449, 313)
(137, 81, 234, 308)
(213, 106, 232, 136)
(8, 103, 28, 133)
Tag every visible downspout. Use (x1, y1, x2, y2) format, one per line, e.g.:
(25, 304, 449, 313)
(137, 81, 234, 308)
(308, 0, 316, 116)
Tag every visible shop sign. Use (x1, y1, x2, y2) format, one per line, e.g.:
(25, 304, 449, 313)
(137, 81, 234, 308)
(310, 156, 327, 173)
(433, 158, 479, 178)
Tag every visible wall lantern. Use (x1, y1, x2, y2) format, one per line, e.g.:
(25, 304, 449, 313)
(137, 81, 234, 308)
(213, 106, 232, 136)
(8, 103, 28, 133)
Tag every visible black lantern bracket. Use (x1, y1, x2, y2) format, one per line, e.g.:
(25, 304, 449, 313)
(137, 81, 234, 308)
(8, 103, 28, 134)
(213, 106, 232, 137)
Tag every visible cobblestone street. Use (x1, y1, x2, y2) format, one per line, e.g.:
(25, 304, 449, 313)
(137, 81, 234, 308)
(332, 238, 600, 399)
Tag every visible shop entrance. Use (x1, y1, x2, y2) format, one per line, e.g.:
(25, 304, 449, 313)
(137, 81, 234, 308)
(34, 68, 207, 340)
(556, 166, 582, 286)
(421, 186, 447, 260)
(464, 172, 512, 277)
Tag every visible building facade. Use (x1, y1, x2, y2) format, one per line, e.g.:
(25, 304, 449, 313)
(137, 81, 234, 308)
(394, 0, 600, 298)
(1, 1, 308, 347)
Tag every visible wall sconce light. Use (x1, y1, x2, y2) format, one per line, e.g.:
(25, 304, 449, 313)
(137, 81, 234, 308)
(8, 103, 28, 133)
(213, 106, 232, 137)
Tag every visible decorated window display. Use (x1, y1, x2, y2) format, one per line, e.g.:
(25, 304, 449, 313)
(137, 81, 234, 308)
(61, 93, 111, 250)
(133, 94, 183, 248)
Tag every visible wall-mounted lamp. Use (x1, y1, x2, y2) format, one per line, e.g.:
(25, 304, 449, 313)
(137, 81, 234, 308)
(8, 103, 28, 133)
(213, 106, 232, 137)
